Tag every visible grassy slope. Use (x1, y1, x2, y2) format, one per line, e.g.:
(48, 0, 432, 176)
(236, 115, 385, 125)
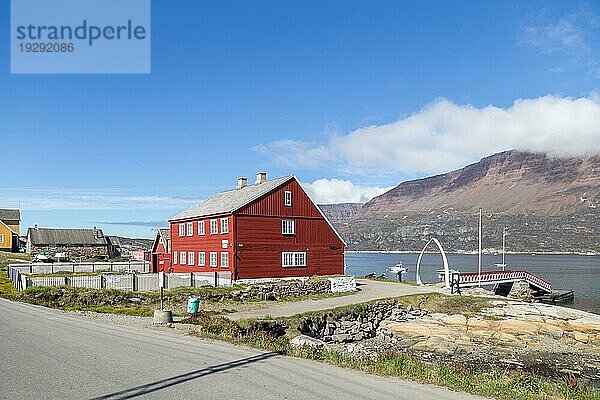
(183, 294, 600, 400)
(0, 252, 31, 297)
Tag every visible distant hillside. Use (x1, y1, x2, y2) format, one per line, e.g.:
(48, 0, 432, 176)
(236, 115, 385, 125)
(318, 203, 363, 223)
(114, 236, 154, 252)
(361, 150, 600, 216)
(333, 151, 600, 253)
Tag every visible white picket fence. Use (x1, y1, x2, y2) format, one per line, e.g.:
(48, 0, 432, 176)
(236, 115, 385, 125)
(9, 261, 149, 275)
(7, 263, 232, 292)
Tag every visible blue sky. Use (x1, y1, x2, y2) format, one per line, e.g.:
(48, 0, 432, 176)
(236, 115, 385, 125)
(2, 0, 600, 238)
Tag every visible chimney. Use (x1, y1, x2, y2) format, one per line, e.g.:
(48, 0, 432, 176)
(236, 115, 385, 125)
(236, 177, 248, 189)
(255, 172, 267, 184)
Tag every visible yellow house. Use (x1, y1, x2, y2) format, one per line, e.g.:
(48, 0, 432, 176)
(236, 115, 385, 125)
(0, 209, 21, 252)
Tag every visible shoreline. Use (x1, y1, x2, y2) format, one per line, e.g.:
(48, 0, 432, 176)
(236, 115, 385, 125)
(345, 250, 600, 256)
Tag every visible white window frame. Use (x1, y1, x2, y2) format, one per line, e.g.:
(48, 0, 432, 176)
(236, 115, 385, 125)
(209, 252, 218, 267)
(282, 251, 307, 268)
(178, 223, 185, 237)
(220, 217, 229, 234)
(220, 252, 229, 268)
(173, 251, 178, 265)
(210, 219, 218, 235)
(186, 222, 193, 236)
(198, 252, 205, 266)
(284, 190, 292, 206)
(180, 251, 186, 265)
(282, 220, 295, 235)
(198, 221, 205, 236)
(188, 251, 194, 266)
(0, 234, 3, 244)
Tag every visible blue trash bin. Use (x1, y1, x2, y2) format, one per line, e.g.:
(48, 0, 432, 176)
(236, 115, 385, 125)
(187, 296, 200, 314)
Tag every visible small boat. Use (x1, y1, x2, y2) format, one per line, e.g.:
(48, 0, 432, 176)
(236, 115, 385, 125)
(389, 263, 408, 274)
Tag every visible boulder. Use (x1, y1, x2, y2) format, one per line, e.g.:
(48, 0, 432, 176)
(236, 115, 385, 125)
(291, 335, 328, 349)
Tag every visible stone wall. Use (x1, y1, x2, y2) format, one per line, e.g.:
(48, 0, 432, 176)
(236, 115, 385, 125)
(507, 280, 533, 300)
(30, 244, 109, 259)
(232, 279, 333, 301)
(298, 300, 428, 343)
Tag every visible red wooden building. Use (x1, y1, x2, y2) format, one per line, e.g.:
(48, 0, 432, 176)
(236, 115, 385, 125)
(150, 228, 171, 272)
(168, 173, 345, 280)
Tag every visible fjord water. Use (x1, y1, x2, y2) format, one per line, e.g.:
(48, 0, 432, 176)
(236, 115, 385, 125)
(344, 252, 600, 315)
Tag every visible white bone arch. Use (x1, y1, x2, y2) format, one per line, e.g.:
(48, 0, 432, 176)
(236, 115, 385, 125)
(415, 237, 450, 288)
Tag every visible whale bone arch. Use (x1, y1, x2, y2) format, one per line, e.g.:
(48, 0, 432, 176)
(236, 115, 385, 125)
(415, 237, 450, 288)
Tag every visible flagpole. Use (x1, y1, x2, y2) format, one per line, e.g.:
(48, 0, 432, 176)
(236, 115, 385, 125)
(478, 208, 482, 287)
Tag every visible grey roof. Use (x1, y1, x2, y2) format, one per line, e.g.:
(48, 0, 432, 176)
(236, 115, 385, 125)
(106, 236, 121, 246)
(28, 228, 107, 246)
(0, 209, 20, 221)
(171, 176, 294, 221)
(158, 228, 170, 242)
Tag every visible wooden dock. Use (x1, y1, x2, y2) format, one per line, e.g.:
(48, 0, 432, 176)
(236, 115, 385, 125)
(533, 289, 575, 304)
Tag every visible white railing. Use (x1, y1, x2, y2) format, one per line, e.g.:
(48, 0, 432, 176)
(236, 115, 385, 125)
(454, 270, 552, 293)
(6, 265, 232, 292)
(8, 261, 149, 275)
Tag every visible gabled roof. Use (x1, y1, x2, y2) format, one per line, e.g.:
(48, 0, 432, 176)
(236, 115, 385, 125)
(28, 228, 107, 246)
(158, 228, 170, 242)
(0, 220, 17, 235)
(0, 209, 20, 221)
(169, 175, 347, 245)
(170, 176, 294, 221)
(152, 228, 171, 252)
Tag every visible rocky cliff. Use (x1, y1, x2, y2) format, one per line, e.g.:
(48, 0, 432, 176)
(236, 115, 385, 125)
(334, 151, 600, 252)
(318, 203, 363, 223)
(362, 150, 600, 216)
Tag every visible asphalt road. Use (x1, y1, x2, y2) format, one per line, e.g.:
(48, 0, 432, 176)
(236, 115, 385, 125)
(0, 298, 485, 400)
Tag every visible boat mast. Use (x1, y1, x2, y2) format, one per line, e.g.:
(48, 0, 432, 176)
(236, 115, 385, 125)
(478, 208, 482, 287)
(502, 227, 507, 271)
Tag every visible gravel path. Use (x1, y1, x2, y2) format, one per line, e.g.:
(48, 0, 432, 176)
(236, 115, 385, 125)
(226, 279, 442, 320)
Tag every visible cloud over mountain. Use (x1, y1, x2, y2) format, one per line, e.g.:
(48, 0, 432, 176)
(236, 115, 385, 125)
(256, 95, 600, 176)
(301, 179, 393, 204)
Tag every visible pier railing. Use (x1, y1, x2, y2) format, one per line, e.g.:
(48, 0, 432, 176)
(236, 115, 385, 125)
(457, 270, 552, 293)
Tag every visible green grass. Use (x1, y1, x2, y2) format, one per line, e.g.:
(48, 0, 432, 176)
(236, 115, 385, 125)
(63, 305, 155, 316)
(0, 252, 31, 297)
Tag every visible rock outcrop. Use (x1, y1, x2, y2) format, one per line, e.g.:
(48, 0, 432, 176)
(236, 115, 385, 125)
(293, 299, 600, 386)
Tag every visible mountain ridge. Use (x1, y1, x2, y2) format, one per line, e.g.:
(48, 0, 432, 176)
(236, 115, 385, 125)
(324, 150, 600, 252)
(360, 150, 600, 216)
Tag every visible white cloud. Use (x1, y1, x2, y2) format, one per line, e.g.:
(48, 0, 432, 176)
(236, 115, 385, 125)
(253, 140, 333, 168)
(520, 11, 600, 76)
(301, 179, 393, 204)
(521, 18, 587, 53)
(257, 95, 600, 176)
(0, 188, 199, 211)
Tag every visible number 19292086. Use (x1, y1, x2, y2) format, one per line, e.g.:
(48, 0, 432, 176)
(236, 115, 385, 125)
(19, 42, 74, 52)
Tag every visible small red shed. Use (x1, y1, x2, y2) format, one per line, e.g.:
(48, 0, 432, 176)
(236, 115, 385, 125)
(150, 228, 171, 273)
(168, 173, 345, 280)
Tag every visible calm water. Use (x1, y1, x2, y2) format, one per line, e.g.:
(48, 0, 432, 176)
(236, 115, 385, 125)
(344, 252, 600, 315)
